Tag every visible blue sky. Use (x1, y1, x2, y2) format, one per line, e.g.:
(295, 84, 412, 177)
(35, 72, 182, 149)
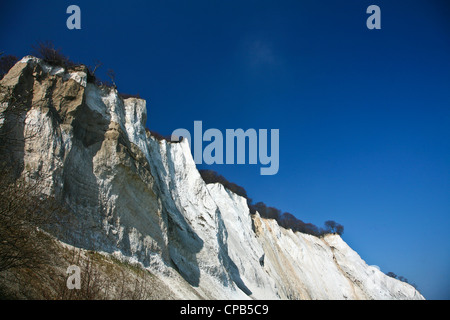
(1, 0, 449, 299)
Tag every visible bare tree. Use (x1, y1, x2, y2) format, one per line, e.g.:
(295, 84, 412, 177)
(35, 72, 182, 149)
(324, 220, 344, 236)
(0, 170, 62, 273)
(31, 41, 75, 69)
(107, 69, 117, 89)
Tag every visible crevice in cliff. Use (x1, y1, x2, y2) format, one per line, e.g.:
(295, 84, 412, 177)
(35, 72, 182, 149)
(322, 237, 361, 300)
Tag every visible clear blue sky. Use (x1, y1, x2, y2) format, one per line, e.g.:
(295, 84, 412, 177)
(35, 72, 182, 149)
(1, 0, 449, 299)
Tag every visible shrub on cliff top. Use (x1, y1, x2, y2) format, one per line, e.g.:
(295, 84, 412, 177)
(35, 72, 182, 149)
(32, 41, 75, 69)
(0, 53, 19, 80)
(199, 169, 344, 238)
(199, 169, 249, 201)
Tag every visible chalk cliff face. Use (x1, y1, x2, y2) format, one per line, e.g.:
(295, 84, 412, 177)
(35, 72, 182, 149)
(0, 57, 424, 300)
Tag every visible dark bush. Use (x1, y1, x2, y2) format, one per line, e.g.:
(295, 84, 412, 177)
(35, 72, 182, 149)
(0, 54, 19, 80)
(199, 169, 249, 200)
(278, 212, 298, 230)
(279, 212, 323, 236)
(148, 130, 167, 141)
(30, 43, 110, 87)
(324, 220, 344, 235)
(120, 93, 141, 100)
(249, 203, 321, 236)
(146, 129, 182, 143)
(199, 169, 345, 238)
(32, 41, 75, 69)
(86, 60, 102, 84)
(250, 202, 327, 236)
(31, 43, 107, 90)
(251, 202, 281, 221)
(386, 272, 418, 289)
(386, 272, 398, 279)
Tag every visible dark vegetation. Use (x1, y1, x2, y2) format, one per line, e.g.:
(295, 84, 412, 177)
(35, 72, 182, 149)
(199, 169, 344, 237)
(199, 169, 250, 201)
(31, 41, 76, 69)
(144, 128, 182, 143)
(386, 272, 418, 289)
(32, 41, 111, 88)
(2, 42, 142, 98)
(146, 129, 171, 142)
(119, 92, 141, 100)
(0, 170, 62, 273)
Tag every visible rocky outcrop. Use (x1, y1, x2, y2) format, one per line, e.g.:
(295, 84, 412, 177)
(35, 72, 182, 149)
(0, 56, 424, 300)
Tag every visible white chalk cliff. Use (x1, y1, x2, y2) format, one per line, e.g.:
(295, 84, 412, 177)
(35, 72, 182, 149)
(0, 57, 424, 300)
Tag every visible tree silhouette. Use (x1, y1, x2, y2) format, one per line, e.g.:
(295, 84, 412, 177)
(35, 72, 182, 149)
(324, 220, 344, 235)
